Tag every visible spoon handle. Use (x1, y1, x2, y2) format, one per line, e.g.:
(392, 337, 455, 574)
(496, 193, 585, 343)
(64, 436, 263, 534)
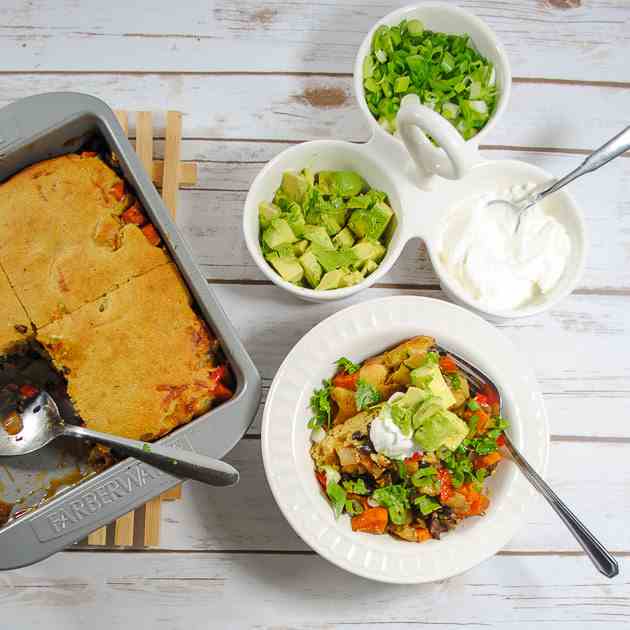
(526, 126, 630, 210)
(62, 424, 239, 487)
(503, 435, 619, 578)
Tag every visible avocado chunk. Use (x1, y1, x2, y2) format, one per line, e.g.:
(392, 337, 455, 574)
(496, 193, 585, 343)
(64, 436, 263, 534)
(339, 270, 365, 288)
(284, 202, 306, 237)
(333, 226, 355, 249)
(412, 401, 468, 451)
(293, 239, 308, 256)
(262, 217, 298, 249)
(267, 253, 304, 284)
(350, 239, 386, 267)
(259, 202, 281, 229)
(316, 269, 344, 291)
(310, 244, 359, 273)
(320, 213, 343, 236)
(393, 386, 431, 412)
(317, 171, 367, 197)
(302, 224, 335, 250)
(410, 364, 457, 409)
(281, 171, 309, 204)
(362, 259, 378, 276)
(299, 250, 323, 288)
(347, 201, 394, 240)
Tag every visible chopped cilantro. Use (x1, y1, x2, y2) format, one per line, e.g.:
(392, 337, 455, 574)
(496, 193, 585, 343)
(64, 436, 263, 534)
(344, 499, 364, 516)
(308, 379, 332, 429)
(448, 373, 462, 390)
(342, 478, 370, 495)
(414, 495, 442, 515)
(373, 484, 409, 525)
(142, 444, 151, 452)
(411, 466, 437, 487)
(422, 351, 440, 366)
(326, 481, 347, 518)
(355, 379, 381, 410)
(335, 357, 360, 374)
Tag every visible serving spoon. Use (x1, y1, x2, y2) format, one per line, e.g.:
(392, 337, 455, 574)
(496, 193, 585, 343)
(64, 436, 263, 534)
(0, 392, 239, 487)
(488, 125, 630, 233)
(437, 345, 619, 579)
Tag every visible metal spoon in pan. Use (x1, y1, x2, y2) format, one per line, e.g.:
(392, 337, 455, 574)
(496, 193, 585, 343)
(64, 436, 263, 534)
(0, 391, 239, 487)
(487, 125, 630, 233)
(436, 345, 619, 579)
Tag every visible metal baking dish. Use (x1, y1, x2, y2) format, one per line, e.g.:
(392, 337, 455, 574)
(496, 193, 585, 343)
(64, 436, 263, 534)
(0, 92, 261, 569)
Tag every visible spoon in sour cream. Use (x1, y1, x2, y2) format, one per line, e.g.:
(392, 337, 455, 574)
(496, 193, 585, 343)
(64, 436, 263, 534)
(487, 125, 630, 233)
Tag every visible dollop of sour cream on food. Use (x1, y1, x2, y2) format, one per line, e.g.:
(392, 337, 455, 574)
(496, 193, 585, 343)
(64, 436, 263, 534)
(439, 185, 572, 311)
(369, 393, 419, 459)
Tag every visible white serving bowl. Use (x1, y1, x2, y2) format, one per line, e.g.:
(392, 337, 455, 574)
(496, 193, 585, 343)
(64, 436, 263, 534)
(354, 2, 512, 181)
(243, 140, 408, 302)
(262, 296, 549, 583)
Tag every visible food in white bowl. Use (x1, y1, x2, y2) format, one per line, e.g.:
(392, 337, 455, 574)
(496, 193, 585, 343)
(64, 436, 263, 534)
(258, 168, 395, 290)
(439, 183, 572, 311)
(262, 296, 549, 583)
(308, 336, 509, 543)
(362, 18, 498, 139)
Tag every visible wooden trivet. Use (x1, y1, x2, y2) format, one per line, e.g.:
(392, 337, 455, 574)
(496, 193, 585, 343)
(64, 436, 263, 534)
(82, 109, 193, 548)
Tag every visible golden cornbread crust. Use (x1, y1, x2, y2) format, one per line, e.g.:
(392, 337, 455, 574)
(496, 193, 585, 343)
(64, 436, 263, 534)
(0, 154, 228, 442)
(0, 154, 168, 328)
(0, 265, 30, 354)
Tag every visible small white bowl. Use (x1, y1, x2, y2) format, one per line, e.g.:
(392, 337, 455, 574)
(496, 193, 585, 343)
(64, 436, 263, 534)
(353, 1, 512, 179)
(262, 295, 549, 583)
(243, 140, 408, 302)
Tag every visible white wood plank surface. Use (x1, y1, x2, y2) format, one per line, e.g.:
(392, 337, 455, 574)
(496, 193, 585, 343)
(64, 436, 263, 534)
(1, 0, 628, 81)
(211, 285, 630, 438)
(172, 145, 630, 291)
(155, 439, 628, 553)
(2, 552, 627, 629)
(0, 74, 628, 148)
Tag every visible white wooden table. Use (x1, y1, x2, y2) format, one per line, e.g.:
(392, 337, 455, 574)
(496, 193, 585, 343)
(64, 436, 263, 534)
(1, 1, 629, 627)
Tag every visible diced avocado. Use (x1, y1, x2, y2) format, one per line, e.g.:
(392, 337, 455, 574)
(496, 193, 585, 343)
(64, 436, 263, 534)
(410, 364, 457, 409)
(267, 253, 304, 284)
(302, 224, 335, 250)
(281, 171, 309, 204)
(393, 386, 431, 412)
(310, 244, 359, 273)
(320, 213, 342, 236)
(259, 202, 281, 228)
(316, 269, 344, 291)
(262, 218, 297, 249)
(293, 239, 308, 256)
(350, 239, 385, 267)
(412, 402, 468, 451)
(299, 250, 323, 288)
(284, 202, 305, 237)
(339, 270, 365, 288)
(362, 259, 378, 276)
(347, 202, 394, 240)
(317, 171, 367, 197)
(333, 227, 355, 249)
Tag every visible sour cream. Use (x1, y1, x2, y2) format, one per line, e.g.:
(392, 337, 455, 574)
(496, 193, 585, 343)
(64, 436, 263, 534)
(439, 185, 571, 311)
(369, 393, 418, 459)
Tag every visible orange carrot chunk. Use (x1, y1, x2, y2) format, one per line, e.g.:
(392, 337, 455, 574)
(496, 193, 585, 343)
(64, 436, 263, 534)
(110, 181, 125, 201)
(121, 203, 148, 226)
(351, 507, 388, 534)
(439, 355, 458, 374)
(474, 451, 502, 470)
(141, 224, 161, 246)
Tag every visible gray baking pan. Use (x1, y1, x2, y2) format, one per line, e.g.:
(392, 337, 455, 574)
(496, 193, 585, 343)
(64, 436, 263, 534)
(0, 92, 261, 569)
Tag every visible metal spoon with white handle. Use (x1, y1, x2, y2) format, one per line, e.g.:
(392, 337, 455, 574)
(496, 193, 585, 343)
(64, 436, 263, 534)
(0, 392, 239, 487)
(489, 125, 630, 232)
(436, 345, 619, 579)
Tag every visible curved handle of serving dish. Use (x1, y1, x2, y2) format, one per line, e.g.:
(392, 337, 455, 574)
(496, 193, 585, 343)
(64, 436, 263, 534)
(397, 94, 480, 184)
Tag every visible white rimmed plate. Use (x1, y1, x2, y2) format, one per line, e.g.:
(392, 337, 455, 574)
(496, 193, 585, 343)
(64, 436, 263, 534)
(261, 296, 549, 583)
